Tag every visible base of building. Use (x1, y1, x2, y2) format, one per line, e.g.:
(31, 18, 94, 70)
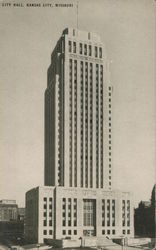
(25, 186, 134, 244)
(45, 236, 118, 248)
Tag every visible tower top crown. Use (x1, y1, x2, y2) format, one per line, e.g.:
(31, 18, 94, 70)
(62, 27, 101, 43)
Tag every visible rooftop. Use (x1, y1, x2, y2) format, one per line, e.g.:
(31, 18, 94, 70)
(0, 199, 16, 205)
(62, 28, 101, 43)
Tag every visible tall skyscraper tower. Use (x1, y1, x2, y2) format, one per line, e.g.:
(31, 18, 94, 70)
(45, 28, 112, 190)
(25, 28, 134, 245)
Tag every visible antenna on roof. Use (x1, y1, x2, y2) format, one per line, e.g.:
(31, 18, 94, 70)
(76, 1, 79, 30)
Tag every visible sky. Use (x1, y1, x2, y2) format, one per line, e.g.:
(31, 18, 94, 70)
(0, 0, 155, 207)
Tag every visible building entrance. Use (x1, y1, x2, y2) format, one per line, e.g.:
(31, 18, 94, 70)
(83, 199, 96, 236)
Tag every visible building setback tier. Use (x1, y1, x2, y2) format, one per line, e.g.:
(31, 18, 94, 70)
(45, 28, 113, 190)
(25, 186, 134, 244)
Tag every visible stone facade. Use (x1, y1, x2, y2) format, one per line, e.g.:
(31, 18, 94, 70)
(25, 186, 134, 243)
(25, 28, 134, 245)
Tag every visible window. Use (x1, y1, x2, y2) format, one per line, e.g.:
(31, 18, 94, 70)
(84, 44, 87, 55)
(80, 43, 82, 54)
(44, 198, 47, 202)
(112, 230, 115, 235)
(99, 47, 102, 58)
(74, 230, 77, 235)
(63, 230, 66, 235)
(49, 230, 53, 235)
(73, 42, 76, 53)
(44, 204, 47, 209)
(43, 220, 47, 226)
(107, 230, 110, 235)
(123, 230, 125, 235)
(43, 230, 47, 235)
(49, 198, 52, 202)
(89, 45, 92, 56)
(95, 46, 98, 57)
(69, 41, 72, 52)
(127, 229, 130, 234)
(102, 230, 105, 235)
(68, 230, 71, 235)
(107, 221, 110, 226)
(43, 212, 46, 217)
(83, 199, 95, 227)
(49, 220, 52, 226)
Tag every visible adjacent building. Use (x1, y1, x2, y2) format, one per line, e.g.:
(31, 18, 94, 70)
(0, 200, 18, 221)
(25, 28, 134, 245)
(0, 199, 25, 241)
(135, 184, 156, 240)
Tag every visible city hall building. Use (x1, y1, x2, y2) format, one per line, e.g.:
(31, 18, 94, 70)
(25, 28, 134, 245)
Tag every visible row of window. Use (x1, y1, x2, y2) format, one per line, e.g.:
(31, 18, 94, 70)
(69, 41, 102, 58)
(62, 198, 77, 227)
(100, 65, 104, 188)
(43, 212, 52, 217)
(43, 229, 53, 235)
(122, 200, 130, 227)
(123, 229, 131, 235)
(102, 229, 115, 235)
(43, 220, 52, 227)
(108, 87, 112, 187)
(102, 229, 130, 235)
(96, 65, 99, 188)
(62, 229, 77, 235)
(102, 200, 115, 227)
(68, 59, 105, 189)
(84, 61, 89, 189)
(69, 58, 72, 187)
(43, 204, 52, 209)
(80, 61, 84, 187)
(43, 229, 130, 236)
(43, 197, 52, 202)
(57, 84, 62, 186)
